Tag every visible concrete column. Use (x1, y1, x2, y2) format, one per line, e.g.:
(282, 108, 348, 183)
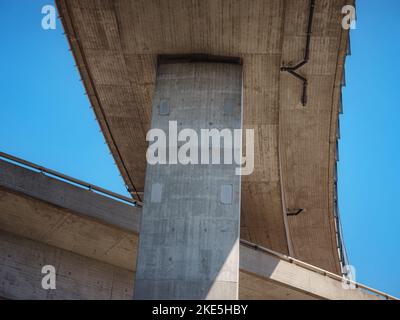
(134, 61, 243, 299)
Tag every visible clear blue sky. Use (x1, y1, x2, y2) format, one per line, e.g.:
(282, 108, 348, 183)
(0, 0, 129, 197)
(339, 1, 400, 297)
(0, 1, 399, 297)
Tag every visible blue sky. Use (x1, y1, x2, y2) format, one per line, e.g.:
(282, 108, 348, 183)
(339, 1, 400, 297)
(0, 0, 129, 197)
(0, 1, 399, 297)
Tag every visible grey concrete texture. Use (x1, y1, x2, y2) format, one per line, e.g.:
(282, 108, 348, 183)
(0, 164, 389, 300)
(0, 160, 140, 232)
(134, 62, 243, 299)
(240, 245, 381, 300)
(55, 0, 356, 274)
(0, 230, 134, 300)
(0, 186, 139, 271)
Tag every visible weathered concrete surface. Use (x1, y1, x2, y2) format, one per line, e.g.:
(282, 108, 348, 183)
(134, 62, 242, 299)
(0, 227, 383, 300)
(240, 245, 381, 300)
(0, 160, 139, 271)
(56, 0, 354, 274)
(0, 163, 389, 300)
(56, 0, 291, 259)
(239, 271, 318, 300)
(0, 230, 134, 300)
(278, 0, 351, 271)
(0, 160, 140, 232)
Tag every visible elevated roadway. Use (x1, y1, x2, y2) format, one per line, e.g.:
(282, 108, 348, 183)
(56, 0, 353, 276)
(0, 157, 394, 300)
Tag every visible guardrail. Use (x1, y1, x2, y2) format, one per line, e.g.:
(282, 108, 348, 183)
(1, 151, 395, 300)
(0, 151, 140, 207)
(240, 239, 397, 300)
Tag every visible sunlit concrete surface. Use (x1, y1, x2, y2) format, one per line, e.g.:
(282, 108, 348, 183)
(0, 159, 394, 300)
(134, 62, 243, 299)
(56, 0, 354, 276)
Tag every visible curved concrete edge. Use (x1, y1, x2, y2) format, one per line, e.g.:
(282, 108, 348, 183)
(239, 244, 382, 300)
(0, 159, 140, 233)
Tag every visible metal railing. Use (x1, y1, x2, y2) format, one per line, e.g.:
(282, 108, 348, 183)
(0, 151, 139, 207)
(240, 239, 397, 300)
(1, 151, 395, 300)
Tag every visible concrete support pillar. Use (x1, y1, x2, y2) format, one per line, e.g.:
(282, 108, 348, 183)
(134, 61, 243, 299)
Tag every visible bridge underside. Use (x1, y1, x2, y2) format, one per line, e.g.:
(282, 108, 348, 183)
(56, 0, 352, 275)
(0, 159, 385, 300)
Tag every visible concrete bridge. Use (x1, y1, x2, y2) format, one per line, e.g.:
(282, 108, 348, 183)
(52, 0, 354, 298)
(0, 156, 393, 300)
(1, 0, 392, 300)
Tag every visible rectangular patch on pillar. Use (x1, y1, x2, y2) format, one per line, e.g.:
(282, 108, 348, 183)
(221, 184, 233, 204)
(150, 183, 162, 203)
(223, 98, 236, 116)
(159, 100, 170, 116)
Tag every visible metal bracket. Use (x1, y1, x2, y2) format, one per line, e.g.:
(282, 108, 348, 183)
(280, 0, 315, 106)
(286, 208, 305, 217)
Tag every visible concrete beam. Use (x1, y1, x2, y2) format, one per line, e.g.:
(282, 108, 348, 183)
(0, 160, 140, 232)
(0, 159, 389, 300)
(0, 230, 134, 300)
(240, 244, 381, 300)
(0, 159, 139, 271)
(0, 226, 382, 300)
(134, 62, 243, 300)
